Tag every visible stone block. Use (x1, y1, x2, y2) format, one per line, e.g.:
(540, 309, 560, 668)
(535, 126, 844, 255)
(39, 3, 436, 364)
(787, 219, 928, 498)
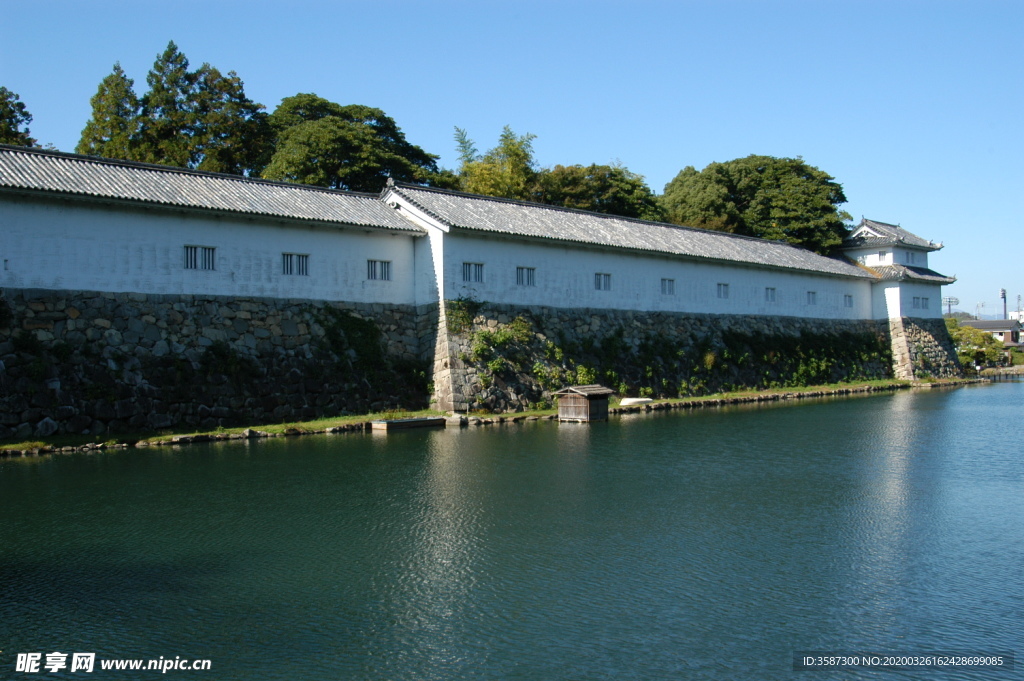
(34, 417, 59, 437)
(148, 413, 175, 429)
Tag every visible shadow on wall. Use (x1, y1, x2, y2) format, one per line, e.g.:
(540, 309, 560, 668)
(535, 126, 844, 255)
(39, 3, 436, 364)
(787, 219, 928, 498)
(0, 290, 431, 439)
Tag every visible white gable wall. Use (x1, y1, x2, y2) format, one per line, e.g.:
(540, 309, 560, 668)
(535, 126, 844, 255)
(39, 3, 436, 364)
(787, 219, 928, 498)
(388, 201, 447, 307)
(879, 283, 902, 319)
(0, 195, 418, 304)
(874, 280, 943, 320)
(443, 232, 873, 319)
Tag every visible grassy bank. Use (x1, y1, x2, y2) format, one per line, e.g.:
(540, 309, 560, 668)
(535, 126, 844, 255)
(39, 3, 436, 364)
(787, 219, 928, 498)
(1, 378, 979, 457)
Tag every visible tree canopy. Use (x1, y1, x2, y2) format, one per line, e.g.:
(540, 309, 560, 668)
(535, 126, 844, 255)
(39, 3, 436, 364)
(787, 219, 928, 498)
(944, 318, 1003, 370)
(456, 125, 538, 201)
(76, 42, 269, 175)
(536, 163, 665, 221)
(76, 63, 141, 159)
(0, 87, 37, 147)
(661, 155, 852, 254)
(455, 127, 663, 220)
(261, 94, 440, 192)
(62, 47, 864, 228)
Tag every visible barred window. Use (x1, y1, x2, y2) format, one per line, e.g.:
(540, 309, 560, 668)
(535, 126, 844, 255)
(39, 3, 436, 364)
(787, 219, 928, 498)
(765, 287, 776, 303)
(844, 294, 854, 308)
(921, 297, 929, 309)
(283, 253, 309, 276)
(807, 291, 817, 305)
(185, 245, 215, 270)
(717, 283, 729, 299)
(661, 278, 675, 295)
(516, 266, 536, 286)
(367, 259, 392, 281)
(595, 273, 611, 291)
(462, 262, 484, 282)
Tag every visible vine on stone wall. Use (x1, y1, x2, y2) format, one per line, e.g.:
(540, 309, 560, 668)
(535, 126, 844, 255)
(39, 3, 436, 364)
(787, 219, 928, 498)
(0, 294, 432, 439)
(446, 296, 484, 333)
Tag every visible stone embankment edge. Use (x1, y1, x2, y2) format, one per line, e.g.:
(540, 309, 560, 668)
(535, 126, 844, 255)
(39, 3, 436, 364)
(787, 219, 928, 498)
(0, 379, 985, 459)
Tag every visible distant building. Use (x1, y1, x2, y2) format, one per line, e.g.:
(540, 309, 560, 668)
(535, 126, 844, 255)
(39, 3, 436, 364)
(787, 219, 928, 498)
(961, 319, 1022, 346)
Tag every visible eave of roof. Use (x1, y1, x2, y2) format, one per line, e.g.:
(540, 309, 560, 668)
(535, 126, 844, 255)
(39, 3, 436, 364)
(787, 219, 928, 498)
(0, 144, 421, 233)
(388, 182, 874, 281)
(869, 264, 956, 284)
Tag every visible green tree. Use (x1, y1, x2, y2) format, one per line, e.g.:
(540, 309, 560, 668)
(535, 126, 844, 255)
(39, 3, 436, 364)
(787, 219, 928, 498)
(135, 41, 195, 167)
(535, 163, 666, 221)
(456, 125, 538, 200)
(0, 86, 37, 146)
(128, 41, 267, 174)
(190, 64, 270, 175)
(661, 155, 852, 254)
(76, 63, 141, 159)
(263, 94, 438, 192)
(944, 318, 1003, 370)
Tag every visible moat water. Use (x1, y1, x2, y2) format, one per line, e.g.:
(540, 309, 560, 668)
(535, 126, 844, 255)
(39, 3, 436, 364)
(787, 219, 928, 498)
(2, 383, 1021, 680)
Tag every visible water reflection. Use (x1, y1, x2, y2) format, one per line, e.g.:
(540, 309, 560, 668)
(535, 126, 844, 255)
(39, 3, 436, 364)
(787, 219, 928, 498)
(1, 384, 1021, 680)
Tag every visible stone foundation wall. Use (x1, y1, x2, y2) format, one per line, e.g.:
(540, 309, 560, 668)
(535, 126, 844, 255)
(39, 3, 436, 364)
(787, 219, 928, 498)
(0, 289, 434, 439)
(0, 289, 964, 436)
(901, 317, 962, 378)
(436, 302, 903, 413)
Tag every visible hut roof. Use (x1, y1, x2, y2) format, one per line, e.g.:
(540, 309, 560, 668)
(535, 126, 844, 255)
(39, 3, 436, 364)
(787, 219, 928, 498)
(552, 385, 615, 397)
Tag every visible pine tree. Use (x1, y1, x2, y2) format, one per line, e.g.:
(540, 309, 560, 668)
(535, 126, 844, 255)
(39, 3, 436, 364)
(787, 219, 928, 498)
(136, 41, 197, 168)
(190, 64, 270, 175)
(121, 42, 270, 175)
(76, 63, 141, 159)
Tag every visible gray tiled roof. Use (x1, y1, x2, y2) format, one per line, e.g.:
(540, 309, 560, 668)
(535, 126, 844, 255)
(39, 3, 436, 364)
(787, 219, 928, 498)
(961, 320, 1021, 331)
(871, 264, 956, 284)
(390, 184, 873, 279)
(0, 145, 419, 232)
(844, 218, 939, 250)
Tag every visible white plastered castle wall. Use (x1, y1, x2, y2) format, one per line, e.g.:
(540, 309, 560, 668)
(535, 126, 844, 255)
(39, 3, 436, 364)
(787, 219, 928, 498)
(895, 281, 943, 319)
(874, 281, 944, 320)
(0, 195, 418, 304)
(846, 246, 930, 269)
(442, 231, 874, 320)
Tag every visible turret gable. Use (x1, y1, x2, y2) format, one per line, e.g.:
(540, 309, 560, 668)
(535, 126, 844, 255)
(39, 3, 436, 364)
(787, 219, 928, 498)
(842, 218, 942, 252)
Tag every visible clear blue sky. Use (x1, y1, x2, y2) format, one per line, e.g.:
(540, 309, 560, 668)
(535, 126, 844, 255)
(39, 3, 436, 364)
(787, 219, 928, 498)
(3, 0, 1021, 316)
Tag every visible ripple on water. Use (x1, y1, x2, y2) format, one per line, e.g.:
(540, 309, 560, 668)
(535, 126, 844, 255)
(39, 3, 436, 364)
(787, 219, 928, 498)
(1, 384, 1022, 679)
